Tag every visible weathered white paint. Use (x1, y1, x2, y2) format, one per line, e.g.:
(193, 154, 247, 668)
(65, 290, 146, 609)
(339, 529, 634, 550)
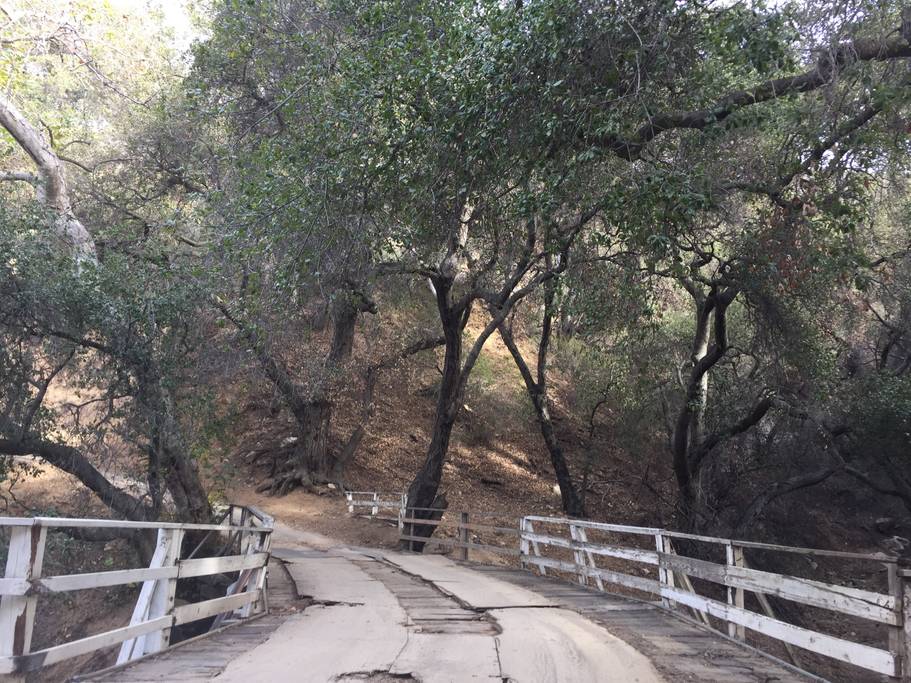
(117, 530, 172, 664)
(0, 616, 173, 675)
(173, 590, 263, 626)
(0, 515, 270, 533)
(345, 491, 406, 517)
(522, 555, 663, 596)
(0, 524, 46, 657)
(41, 566, 178, 593)
(0, 578, 29, 597)
(179, 552, 269, 579)
(0, 506, 272, 677)
(142, 528, 184, 654)
(666, 586, 896, 676)
(520, 515, 903, 679)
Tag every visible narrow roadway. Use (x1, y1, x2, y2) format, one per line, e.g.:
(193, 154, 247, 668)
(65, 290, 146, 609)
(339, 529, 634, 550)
(85, 523, 809, 683)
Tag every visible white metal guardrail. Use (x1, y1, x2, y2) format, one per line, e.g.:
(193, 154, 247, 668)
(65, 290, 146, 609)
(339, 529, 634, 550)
(0, 504, 273, 677)
(518, 515, 905, 680)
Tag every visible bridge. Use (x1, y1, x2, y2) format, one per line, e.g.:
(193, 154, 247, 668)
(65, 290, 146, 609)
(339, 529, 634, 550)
(0, 498, 906, 681)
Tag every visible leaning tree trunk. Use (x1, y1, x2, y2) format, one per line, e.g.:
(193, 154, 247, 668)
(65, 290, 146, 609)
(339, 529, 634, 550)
(671, 285, 773, 533)
(672, 286, 730, 529)
(401, 210, 568, 549)
(0, 94, 96, 263)
(530, 393, 585, 516)
(497, 317, 586, 517)
(401, 267, 539, 548)
(403, 304, 463, 550)
(334, 334, 446, 482)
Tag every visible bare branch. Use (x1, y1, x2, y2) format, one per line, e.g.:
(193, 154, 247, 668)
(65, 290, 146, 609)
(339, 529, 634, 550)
(0, 170, 38, 185)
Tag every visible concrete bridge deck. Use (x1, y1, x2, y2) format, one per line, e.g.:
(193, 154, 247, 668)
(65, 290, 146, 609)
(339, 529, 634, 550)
(81, 524, 809, 683)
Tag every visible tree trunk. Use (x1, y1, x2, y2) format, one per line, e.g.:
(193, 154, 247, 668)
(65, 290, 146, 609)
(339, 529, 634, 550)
(328, 292, 370, 362)
(497, 319, 585, 517)
(0, 94, 96, 263)
(140, 370, 211, 523)
(216, 287, 376, 491)
(285, 290, 375, 485)
(296, 398, 332, 477)
(496, 261, 585, 516)
(689, 301, 711, 453)
(531, 393, 585, 516)
(404, 311, 462, 548)
(401, 212, 570, 548)
(671, 286, 737, 524)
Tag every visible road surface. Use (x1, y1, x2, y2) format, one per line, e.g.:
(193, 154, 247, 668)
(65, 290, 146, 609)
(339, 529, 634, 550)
(85, 522, 808, 682)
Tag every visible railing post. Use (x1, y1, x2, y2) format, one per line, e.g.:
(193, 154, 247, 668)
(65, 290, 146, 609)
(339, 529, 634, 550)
(407, 507, 414, 552)
(569, 524, 587, 587)
(529, 521, 546, 575)
(726, 542, 745, 640)
(519, 519, 546, 576)
(238, 529, 271, 618)
(398, 495, 407, 534)
(569, 525, 603, 591)
(141, 528, 184, 655)
(895, 565, 911, 682)
(0, 522, 47, 661)
(887, 563, 905, 680)
(519, 517, 529, 569)
(656, 532, 671, 608)
(372, 492, 379, 517)
(581, 527, 604, 592)
(459, 512, 469, 561)
(660, 536, 677, 609)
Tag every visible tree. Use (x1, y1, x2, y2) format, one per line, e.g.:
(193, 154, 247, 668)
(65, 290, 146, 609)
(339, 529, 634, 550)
(190, 0, 911, 541)
(498, 250, 588, 516)
(0, 96, 95, 261)
(0, 1, 213, 524)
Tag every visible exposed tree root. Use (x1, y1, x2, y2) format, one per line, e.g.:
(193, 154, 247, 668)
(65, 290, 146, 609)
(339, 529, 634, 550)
(255, 461, 340, 496)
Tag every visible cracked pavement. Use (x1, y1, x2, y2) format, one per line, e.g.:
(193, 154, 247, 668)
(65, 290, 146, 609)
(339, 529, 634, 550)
(89, 522, 809, 682)
(213, 525, 662, 683)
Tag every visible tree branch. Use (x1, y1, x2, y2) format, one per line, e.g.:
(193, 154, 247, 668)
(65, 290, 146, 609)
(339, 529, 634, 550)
(588, 30, 911, 161)
(335, 333, 446, 476)
(0, 428, 150, 521)
(690, 395, 774, 474)
(0, 171, 39, 185)
(735, 466, 840, 535)
(0, 94, 96, 262)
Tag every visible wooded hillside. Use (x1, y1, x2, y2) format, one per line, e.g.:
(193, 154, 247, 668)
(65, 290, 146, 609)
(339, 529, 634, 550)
(2, 0, 911, 565)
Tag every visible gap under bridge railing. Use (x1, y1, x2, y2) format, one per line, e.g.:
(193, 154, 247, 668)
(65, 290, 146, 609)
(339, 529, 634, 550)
(0, 504, 273, 678)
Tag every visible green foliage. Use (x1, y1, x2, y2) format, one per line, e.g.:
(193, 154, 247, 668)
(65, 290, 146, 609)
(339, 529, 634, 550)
(844, 373, 911, 462)
(2, 0, 911, 529)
